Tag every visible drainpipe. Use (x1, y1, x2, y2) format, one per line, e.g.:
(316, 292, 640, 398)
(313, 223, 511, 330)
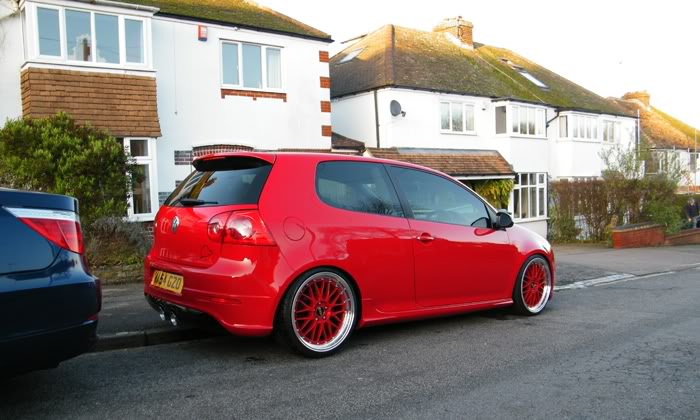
(373, 90, 381, 148)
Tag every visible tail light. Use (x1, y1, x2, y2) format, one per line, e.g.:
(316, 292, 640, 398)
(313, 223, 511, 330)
(5, 207, 84, 254)
(207, 210, 276, 246)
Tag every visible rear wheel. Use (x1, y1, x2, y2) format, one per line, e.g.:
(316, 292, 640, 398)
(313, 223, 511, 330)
(276, 269, 358, 357)
(512, 256, 552, 315)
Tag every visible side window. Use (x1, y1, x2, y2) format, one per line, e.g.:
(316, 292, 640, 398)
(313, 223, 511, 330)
(316, 162, 404, 217)
(389, 167, 490, 228)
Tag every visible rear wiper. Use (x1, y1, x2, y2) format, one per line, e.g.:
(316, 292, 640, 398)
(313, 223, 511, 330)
(179, 198, 218, 206)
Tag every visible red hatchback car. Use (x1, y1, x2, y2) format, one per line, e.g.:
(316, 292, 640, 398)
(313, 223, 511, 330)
(144, 152, 554, 357)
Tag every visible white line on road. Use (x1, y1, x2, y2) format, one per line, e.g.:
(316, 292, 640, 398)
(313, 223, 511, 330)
(556, 270, 684, 291)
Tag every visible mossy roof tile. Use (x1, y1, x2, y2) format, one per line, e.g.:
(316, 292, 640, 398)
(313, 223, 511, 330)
(118, 0, 330, 40)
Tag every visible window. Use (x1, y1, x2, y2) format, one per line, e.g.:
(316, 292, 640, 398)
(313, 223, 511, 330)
(517, 69, 548, 89)
(338, 48, 364, 63)
(568, 114, 600, 140)
(512, 173, 547, 220)
(221, 41, 284, 90)
(389, 167, 491, 228)
(559, 116, 568, 138)
(34, 5, 147, 66)
(123, 138, 158, 218)
(125, 19, 144, 64)
(440, 101, 476, 133)
(691, 153, 699, 172)
(166, 158, 272, 207)
(37, 7, 60, 57)
(316, 162, 404, 217)
(602, 120, 621, 143)
(511, 105, 546, 137)
(495, 106, 507, 134)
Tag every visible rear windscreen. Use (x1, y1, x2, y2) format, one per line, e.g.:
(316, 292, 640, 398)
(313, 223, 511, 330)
(164, 158, 272, 207)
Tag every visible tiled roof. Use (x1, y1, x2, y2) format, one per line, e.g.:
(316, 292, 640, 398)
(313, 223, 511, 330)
(331, 132, 365, 150)
(331, 25, 632, 116)
(21, 68, 161, 138)
(609, 97, 697, 149)
(118, 0, 331, 41)
(367, 148, 514, 177)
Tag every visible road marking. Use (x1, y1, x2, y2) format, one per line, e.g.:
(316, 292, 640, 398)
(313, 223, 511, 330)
(556, 270, 682, 291)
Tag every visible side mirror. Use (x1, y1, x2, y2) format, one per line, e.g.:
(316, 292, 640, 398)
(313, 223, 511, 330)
(495, 210, 514, 229)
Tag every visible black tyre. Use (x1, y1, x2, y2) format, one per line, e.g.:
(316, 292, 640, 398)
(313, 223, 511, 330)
(512, 255, 552, 316)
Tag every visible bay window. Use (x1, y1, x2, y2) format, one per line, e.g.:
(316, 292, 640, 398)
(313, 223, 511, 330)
(602, 120, 621, 143)
(222, 41, 283, 90)
(440, 101, 475, 133)
(512, 173, 547, 220)
(33, 4, 148, 67)
(511, 105, 545, 137)
(568, 114, 599, 140)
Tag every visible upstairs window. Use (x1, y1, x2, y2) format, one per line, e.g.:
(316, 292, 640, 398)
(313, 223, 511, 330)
(511, 105, 545, 137)
(34, 5, 147, 66)
(517, 69, 548, 89)
(570, 114, 598, 140)
(222, 41, 283, 90)
(602, 120, 621, 143)
(440, 102, 475, 133)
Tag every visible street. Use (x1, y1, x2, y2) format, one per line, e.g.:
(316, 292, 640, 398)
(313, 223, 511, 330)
(2, 268, 699, 419)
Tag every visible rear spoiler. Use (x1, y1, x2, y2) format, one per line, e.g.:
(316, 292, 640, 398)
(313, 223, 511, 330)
(192, 152, 276, 171)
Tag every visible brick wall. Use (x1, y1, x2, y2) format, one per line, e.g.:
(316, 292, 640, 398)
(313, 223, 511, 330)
(174, 150, 193, 165)
(612, 224, 665, 249)
(665, 229, 700, 246)
(320, 77, 331, 89)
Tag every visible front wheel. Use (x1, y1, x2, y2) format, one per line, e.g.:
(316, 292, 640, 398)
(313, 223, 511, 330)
(512, 256, 552, 315)
(276, 269, 358, 358)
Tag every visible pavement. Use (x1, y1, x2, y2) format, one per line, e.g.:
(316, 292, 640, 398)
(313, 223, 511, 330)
(95, 244, 700, 351)
(2, 267, 699, 419)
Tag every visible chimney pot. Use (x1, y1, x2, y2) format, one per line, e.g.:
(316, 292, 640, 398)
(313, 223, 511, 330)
(433, 17, 473, 49)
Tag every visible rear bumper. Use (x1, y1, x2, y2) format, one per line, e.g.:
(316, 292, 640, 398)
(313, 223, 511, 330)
(144, 247, 294, 337)
(0, 320, 97, 376)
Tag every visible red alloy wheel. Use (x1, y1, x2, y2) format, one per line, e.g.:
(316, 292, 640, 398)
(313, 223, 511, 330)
(521, 259, 551, 313)
(292, 272, 355, 352)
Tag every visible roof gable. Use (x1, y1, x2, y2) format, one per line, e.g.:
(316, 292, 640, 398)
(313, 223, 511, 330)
(118, 0, 331, 41)
(331, 25, 631, 116)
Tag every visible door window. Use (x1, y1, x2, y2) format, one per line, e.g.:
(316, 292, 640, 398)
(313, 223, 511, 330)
(390, 167, 490, 228)
(316, 161, 404, 217)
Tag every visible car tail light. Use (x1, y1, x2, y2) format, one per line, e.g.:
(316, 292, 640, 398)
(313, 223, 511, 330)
(207, 210, 276, 246)
(5, 207, 84, 254)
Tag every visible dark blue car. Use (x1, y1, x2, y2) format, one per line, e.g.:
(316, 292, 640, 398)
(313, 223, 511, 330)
(0, 189, 100, 377)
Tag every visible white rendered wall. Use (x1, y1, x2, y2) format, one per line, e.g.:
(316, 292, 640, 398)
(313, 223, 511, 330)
(151, 17, 331, 196)
(0, 2, 24, 124)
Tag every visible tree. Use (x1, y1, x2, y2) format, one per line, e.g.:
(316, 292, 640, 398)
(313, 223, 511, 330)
(0, 112, 140, 226)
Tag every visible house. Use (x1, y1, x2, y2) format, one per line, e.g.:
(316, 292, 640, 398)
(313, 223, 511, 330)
(0, 0, 332, 221)
(610, 92, 699, 191)
(329, 18, 639, 237)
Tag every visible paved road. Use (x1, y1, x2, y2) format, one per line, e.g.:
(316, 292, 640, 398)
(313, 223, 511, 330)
(2, 269, 699, 419)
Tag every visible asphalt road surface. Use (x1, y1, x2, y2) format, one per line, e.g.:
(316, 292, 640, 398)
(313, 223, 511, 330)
(2, 269, 699, 419)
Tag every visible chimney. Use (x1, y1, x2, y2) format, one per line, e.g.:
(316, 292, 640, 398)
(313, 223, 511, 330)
(433, 17, 473, 49)
(622, 91, 651, 108)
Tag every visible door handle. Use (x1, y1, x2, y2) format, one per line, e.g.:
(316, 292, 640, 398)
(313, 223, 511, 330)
(417, 233, 435, 243)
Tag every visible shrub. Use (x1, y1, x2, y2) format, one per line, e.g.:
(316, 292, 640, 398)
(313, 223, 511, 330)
(0, 113, 140, 226)
(644, 201, 683, 235)
(473, 179, 514, 209)
(85, 217, 152, 267)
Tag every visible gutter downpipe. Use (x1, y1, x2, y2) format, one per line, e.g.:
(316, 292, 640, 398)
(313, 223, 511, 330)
(374, 89, 381, 148)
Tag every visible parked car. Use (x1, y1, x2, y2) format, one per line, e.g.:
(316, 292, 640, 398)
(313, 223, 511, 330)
(145, 152, 555, 357)
(0, 189, 100, 376)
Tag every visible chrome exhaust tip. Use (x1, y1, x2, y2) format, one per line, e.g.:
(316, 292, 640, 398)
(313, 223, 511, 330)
(158, 306, 167, 322)
(169, 312, 179, 327)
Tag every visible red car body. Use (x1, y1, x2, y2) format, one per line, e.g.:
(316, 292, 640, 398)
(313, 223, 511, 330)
(144, 152, 554, 355)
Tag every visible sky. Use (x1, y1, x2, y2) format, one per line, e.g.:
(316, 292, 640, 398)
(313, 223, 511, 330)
(261, 0, 700, 134)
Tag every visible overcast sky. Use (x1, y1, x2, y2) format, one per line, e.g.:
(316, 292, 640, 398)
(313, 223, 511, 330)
(261, 0, 700, 134)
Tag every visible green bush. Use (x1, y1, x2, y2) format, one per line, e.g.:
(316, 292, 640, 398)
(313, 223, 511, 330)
(0, 113, 140, 226)
(85, 217, 152, 267)
(644, 201, 683, 235)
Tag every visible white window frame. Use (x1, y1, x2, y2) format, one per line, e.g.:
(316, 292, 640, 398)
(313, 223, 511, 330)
(440, 101, 476, 135)
(510, 172, 548, 221)
(30, 2, 150, 69)
(601, 120, 621, 143)
(220, 40, 284, 92)
(124, 138, 158, 221)
(510, 104, 546, 138)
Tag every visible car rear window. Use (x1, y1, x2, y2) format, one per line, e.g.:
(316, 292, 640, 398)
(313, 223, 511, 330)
(164, 157, 272, 207)
(316, 161, 404, 217)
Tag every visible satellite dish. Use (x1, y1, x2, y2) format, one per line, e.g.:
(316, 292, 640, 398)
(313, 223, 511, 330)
(390, 100, 405, 117)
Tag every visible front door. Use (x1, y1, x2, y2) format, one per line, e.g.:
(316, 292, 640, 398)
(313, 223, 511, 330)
(387, 166, 515, 307)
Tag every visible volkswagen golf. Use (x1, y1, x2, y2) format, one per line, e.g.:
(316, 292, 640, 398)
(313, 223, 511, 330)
(144, 152, 554, 357)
